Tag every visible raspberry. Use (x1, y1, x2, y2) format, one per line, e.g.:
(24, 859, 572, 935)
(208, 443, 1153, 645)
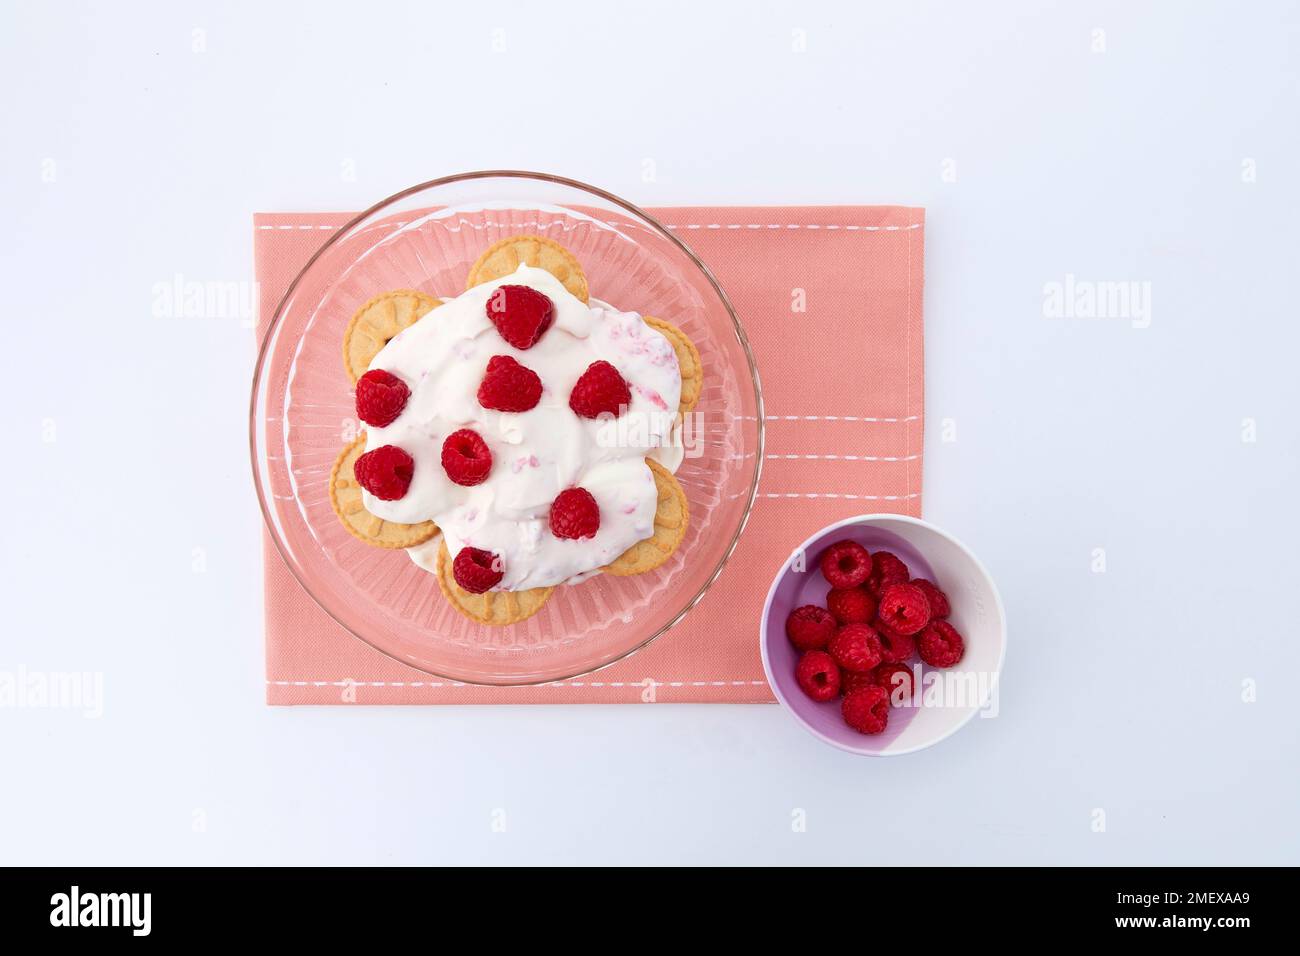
(842, 685, 890, 734)
(353, 444, 414, 500)
(877, 583, 931, 636)
(477, 355, 542, 413)
(485, 284, 553, 349)
(873, 662, 917, 705)
(354, 369, 410, 428)
(819, 540, 871, 589)
(826, 586, 875, 624)
(866, 550, 910, 597)
(441, 428, 493, 486)
(918, 620, 965, 668)
(785, 604, 837, 651)
(828, 623, 884, 672)
(452, 546, 504, 594)
(795, 650, 841, 702)
(550, 487, 600, 540)
(840, 668, 876, 696)
(911, 578, 951, 619)
(568, 360, 631, 419)
(874, 623, 916, 663)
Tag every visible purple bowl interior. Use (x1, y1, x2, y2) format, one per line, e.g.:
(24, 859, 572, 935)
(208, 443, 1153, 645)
(765, 525, 938, 753)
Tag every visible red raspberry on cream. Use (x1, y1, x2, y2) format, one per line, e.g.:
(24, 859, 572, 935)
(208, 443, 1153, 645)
(485, 284, 554, 349)
(550, 488, 601, 540)
(353, 444, 414, 500)
(452, 547, 504, 594)
(355, 369, 410, 427)
(357, 263, 684, 591)
(569, 360, 632, 419)
(441, 429, 493, 486)
(477, 355, 542, 412)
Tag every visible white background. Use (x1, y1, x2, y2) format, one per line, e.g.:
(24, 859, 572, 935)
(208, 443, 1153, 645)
(2, 0, 1297, 865)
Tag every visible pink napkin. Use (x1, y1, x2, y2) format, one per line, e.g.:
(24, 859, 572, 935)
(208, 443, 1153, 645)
(256, 206, 925, 704)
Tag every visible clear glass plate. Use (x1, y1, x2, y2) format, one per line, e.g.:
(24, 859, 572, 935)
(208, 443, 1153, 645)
(250, 172, 763, 685)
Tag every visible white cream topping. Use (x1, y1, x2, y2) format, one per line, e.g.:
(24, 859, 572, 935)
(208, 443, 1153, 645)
(360, 264, 683, 590)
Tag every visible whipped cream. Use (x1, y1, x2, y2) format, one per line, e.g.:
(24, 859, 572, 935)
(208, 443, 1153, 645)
(360, 264, 683, 590)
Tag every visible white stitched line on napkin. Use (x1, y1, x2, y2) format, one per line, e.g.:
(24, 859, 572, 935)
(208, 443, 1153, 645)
(267, 679, 769, 689)
(906, 224, 913, 502)
(767, 453, 920, 462)
(668, 222, 922, 231)
(259, 224, 340, 231)
(759, 494, 920, 502)
(256, 222, 922, 232)
(694, 452, 916, 463)
(756, 414, 920, 422)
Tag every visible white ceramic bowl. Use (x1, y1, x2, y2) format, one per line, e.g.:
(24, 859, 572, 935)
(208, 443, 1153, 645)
(760, 514, 1007, 756)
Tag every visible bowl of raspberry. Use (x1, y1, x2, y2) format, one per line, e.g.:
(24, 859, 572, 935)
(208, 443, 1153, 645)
(760, 515, 1006, 756)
